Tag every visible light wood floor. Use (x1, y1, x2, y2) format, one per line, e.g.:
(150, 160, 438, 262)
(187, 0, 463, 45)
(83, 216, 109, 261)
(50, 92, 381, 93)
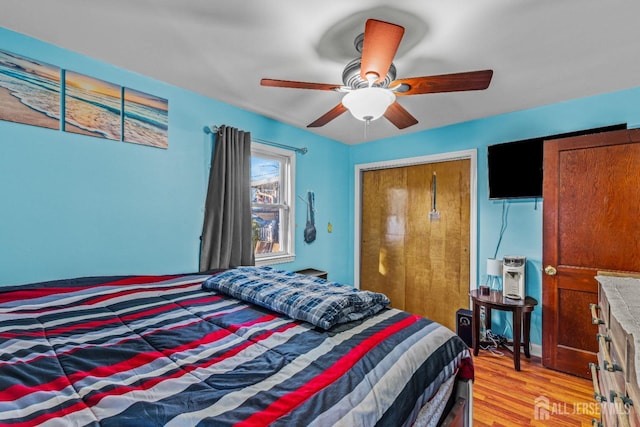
(473, 352, 596, 426)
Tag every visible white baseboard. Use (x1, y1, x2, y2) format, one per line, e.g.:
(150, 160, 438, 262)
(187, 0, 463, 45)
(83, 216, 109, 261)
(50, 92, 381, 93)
(530, 343, 542, 358)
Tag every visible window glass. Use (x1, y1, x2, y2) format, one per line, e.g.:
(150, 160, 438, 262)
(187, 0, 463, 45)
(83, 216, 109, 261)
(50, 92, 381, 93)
(251, 158, 281, 204)
(250, 144, 295, 264)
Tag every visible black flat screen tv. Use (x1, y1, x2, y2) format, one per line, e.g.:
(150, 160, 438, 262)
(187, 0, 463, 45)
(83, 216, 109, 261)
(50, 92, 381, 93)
(487, 124, 627, 199)
(488, 138, 543, 199)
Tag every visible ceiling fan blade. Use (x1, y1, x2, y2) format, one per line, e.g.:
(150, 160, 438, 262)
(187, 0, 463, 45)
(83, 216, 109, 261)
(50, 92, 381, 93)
(307, 103, 348, 128)
(393, 69, 494, 96)
(261, 78, 343, 91)
(360, 19, 405, 84)
(384, 101, 418, 129)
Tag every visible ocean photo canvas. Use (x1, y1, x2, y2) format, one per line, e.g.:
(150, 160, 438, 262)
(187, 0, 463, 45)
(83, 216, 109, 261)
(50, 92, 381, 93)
(64, 70, 121, 140)
(123, 88, 168, 149)
(0, 49, 60, 130)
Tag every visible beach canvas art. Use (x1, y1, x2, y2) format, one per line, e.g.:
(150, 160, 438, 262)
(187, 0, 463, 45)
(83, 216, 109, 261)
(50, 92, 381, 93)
(0, 49, 61, 130)
(123, 88, 168, 148)
(65, 71, 121, 140)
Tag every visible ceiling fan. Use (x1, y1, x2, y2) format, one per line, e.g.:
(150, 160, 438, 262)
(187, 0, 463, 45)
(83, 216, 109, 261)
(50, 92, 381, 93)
(261, 19, 493, 129)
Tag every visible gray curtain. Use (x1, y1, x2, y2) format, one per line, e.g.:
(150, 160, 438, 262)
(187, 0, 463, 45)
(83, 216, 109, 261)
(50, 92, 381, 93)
(200, 125, 255, 270)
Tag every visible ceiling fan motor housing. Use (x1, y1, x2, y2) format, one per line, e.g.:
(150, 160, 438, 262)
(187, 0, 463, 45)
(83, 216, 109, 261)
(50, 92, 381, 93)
(342, 58, 396, 89)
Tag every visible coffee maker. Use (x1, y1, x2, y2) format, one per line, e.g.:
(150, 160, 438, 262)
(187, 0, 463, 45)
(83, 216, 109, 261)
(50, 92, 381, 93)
(503, 256, 526, 300)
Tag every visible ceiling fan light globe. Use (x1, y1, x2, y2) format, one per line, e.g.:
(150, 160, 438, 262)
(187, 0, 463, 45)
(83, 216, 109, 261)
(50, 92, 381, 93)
(342, 87, 395, 122)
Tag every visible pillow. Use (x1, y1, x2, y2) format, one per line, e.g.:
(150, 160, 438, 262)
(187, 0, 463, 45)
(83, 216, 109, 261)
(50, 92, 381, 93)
(202, 266, 390, 330)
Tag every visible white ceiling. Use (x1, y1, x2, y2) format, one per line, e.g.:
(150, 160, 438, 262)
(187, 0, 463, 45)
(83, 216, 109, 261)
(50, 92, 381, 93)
(2, 0, 640, 144)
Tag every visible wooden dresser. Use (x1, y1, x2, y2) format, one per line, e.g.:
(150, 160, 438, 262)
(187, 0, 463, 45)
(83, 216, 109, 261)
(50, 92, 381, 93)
(592, 275, 640, 426)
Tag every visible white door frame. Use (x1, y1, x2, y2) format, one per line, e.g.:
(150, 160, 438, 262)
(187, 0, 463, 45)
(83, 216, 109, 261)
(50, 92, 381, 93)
(353, 149, 478, 291)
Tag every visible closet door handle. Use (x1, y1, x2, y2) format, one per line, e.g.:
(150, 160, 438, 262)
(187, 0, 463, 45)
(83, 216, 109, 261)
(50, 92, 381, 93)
(544, 265, 557, 276)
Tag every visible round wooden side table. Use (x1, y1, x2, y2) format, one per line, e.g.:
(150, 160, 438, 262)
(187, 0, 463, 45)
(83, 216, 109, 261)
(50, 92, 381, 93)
(469, 289, 538, 371)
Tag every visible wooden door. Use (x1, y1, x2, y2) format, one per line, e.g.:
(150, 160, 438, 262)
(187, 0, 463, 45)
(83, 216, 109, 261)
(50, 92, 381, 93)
(360, 159, 470, 332)
(542, 128, 640, 378)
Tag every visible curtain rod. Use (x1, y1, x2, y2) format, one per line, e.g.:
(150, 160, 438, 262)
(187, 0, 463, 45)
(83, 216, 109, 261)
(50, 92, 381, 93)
(203, 125, 308, 155)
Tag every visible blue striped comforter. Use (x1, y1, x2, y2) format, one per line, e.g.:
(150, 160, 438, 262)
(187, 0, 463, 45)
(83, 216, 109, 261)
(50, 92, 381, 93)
(0, 274, 472, 426)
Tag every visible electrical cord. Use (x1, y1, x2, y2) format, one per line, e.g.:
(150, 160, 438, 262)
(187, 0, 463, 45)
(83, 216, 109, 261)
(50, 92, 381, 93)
(480, 330, 505, 356)
(492, 200, 510, 259)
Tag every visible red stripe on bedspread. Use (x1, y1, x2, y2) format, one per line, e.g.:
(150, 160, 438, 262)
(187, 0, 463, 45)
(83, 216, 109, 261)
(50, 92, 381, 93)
(0, 311, 266, 403)
(458, 354, 474, 381)
(84, 318, 299, 407)
(0, 349, 169, 404)
(234, 314, 421, 426)
(0, 400, 93, 427)
(0, 375, 75, 403)
(75, 280, 201, 307)
(0, 293, 223, 341)
(0, 275, 181, 304)
(0, 313, 296, 425)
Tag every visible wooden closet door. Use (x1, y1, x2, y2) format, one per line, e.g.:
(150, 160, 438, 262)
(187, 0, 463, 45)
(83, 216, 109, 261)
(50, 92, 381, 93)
(542, 129, 640, 378)
(360, 159, 470, 331)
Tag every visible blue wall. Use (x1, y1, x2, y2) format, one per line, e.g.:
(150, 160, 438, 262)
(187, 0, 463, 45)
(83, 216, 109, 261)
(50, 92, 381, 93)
(0, 28, 350, 286)
(3, 27, 640, 347)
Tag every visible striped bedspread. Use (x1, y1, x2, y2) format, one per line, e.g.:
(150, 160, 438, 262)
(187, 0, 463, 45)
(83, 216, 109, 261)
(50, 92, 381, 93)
(0, 274, 472, 426)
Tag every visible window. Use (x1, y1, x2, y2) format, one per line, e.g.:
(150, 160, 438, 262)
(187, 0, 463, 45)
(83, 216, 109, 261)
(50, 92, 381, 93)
(251, 143, 295, 265)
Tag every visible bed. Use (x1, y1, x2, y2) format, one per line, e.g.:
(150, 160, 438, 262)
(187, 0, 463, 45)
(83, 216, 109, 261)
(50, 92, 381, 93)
(0, 266, 473, 426)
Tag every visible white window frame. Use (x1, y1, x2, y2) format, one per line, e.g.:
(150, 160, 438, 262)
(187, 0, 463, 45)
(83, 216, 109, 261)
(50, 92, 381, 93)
(251, 143, 296, 266)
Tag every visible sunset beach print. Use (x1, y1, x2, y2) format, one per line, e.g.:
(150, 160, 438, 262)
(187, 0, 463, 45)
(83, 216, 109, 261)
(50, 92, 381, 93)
(123, 88, 168, 148)
(65, 71, 121, 140)
(0, 49, 60, 130)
